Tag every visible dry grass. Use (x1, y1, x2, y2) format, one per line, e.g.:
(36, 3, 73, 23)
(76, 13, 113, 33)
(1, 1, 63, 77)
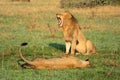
(0, 0, 60, 17)
(0, 32, 13, 38)
(71, 6, 120, 17)
(0, 0, 119, 18)
(0, 1, 119, 32)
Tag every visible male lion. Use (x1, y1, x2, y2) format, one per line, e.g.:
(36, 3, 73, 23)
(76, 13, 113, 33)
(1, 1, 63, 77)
(56, 11, 98, 55)
(18, 43, 90, 69)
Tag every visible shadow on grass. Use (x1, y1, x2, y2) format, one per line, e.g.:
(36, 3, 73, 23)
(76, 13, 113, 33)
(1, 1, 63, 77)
(49, 43, 65, 52)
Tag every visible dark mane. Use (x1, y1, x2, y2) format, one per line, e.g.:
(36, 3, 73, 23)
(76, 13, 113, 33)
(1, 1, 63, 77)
(71, 15, 78, 23)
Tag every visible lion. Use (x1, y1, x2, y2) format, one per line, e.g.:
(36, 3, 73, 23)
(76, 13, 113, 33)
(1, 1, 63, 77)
(18, 43, 90, 69)
(56, 11, 98, 55)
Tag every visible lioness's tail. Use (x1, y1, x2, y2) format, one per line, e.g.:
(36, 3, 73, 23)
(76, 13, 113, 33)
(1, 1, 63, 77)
(19, 43, 33, 65)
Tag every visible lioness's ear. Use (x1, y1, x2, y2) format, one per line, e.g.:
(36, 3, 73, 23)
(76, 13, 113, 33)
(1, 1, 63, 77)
(85, 59, 89, 61)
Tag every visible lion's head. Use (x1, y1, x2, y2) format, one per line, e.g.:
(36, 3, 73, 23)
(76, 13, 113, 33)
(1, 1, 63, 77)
(56, 11, 76, 27)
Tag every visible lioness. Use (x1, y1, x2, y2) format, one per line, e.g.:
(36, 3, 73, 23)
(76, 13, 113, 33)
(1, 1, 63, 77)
(56, 11, 98, 55)
(18, 43, 90, 69)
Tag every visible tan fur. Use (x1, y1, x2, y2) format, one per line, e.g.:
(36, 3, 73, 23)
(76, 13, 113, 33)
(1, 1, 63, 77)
(56, 11, 98, 55)
(19, 45, 90, 69)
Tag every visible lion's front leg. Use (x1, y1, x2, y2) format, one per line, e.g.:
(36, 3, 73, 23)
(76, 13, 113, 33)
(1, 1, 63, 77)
(71, 39, 76, 55)
(65, 42, 71, 54)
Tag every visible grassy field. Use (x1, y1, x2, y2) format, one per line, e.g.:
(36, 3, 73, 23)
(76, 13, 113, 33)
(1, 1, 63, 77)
(0, 0, 120, 80)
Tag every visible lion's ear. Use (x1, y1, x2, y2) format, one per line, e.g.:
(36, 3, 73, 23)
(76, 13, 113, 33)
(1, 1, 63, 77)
(64, 11, 72, 19)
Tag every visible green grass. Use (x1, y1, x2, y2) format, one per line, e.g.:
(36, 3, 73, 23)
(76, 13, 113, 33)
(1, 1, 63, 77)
(0, 0, 120, 80)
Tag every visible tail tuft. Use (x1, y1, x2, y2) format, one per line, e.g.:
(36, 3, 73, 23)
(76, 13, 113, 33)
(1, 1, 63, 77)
(21, 42, 28, 46)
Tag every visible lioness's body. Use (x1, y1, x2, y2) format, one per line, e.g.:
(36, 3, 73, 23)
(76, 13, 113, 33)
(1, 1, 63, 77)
(19, 44, 90, 69)
(56, 11, 97, 55)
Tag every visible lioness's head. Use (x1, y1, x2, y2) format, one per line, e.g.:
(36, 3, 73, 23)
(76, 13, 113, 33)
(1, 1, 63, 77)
(56, 11, 73, 27)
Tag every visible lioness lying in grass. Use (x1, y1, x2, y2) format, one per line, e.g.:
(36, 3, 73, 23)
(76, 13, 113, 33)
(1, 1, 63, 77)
(18, 43, 90, 69)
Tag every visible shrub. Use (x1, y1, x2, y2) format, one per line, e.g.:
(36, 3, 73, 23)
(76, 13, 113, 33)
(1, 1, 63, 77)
(60, 0, 120, 8)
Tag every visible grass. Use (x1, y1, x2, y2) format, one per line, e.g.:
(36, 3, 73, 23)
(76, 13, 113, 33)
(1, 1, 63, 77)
(0, 0, 120, 80)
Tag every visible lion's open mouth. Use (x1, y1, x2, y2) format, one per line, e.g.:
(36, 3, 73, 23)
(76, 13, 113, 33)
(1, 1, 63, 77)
(56, 16, 62, 27)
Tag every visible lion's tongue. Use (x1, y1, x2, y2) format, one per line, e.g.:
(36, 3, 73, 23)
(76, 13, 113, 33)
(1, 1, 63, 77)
(57, 18, 62, 27)
(58, 19, 61, 25)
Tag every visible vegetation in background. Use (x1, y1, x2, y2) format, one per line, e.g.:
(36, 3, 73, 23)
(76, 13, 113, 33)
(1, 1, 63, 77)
(60, 0, 120, 8)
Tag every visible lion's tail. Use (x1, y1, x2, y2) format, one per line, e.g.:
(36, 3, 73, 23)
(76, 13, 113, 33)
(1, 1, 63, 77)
(19, 43, 33, 65)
